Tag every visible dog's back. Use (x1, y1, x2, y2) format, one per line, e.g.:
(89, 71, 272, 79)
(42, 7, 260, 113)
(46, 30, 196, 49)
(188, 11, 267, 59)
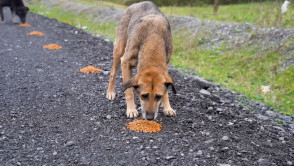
(0, 0, 24, 7)
(116, 1, 172, 65)
(123, 1, 167, 34)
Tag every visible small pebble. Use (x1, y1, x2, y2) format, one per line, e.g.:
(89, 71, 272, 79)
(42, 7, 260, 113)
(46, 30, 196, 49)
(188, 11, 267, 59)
(65, 141, 76, 147)
(165, 156, 175, 160)
(257, 158, 271, 166)
(207, 107, 213, 111)
(265, 110, 277, 117)
(222, 136, 229, 141)
(217, 164, 231, 166)
(255, 114, 269, 121)
(196, 150, 203, 156)
(221, 147, 229, 152)
(217, 108, 223, 112)
(205, 139, 214, 144)
(200, 89, 211, 96)
(53, 151, 57, 156)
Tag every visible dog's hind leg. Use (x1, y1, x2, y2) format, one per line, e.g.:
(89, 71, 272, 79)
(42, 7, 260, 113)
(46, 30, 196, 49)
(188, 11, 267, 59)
(106, 10, 131, 100)
(162, 92, 176, 117)
(106, 38, 126, 100)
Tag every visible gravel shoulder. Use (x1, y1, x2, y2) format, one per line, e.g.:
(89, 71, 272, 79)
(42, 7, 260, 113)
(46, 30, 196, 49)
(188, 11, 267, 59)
(0, 10, 294, 166)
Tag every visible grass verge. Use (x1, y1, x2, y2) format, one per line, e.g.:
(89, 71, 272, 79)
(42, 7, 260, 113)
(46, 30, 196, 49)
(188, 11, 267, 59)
(26, 1, 293, 116)
(28, 1, 118, 41)
(160, 1, 294, 28)
(75, 0, 126, 8)
(101, 0, 294, 28)
(172, 32, 294, 115)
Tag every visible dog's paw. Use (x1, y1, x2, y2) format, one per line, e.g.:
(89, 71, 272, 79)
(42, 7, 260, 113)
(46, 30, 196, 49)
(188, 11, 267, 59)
(126, 108, 138, 118)
(106, 90, 116, 100)
(12, 17, 18, 24)
(163, 108, 176, 117)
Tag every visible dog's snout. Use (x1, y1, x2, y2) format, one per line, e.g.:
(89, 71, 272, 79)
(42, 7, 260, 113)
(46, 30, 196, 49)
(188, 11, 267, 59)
(20, 18, 26, 24)
(146, 113, 154, 120)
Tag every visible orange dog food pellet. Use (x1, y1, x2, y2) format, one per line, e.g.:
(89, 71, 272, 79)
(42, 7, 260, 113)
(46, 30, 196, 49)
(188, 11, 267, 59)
(43, 44, 63, 50)
(29, 31, 45, 36)
(19, 23, 31, 27)
(127, 119, 162, 133)
(80, 66, 102, 74)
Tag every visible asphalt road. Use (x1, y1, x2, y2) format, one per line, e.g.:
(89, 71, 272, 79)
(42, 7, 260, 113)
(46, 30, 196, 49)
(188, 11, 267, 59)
(0, 11, 294, 165)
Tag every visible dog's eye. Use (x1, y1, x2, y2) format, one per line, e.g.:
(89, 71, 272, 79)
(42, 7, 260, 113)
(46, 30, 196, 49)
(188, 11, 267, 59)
(141, 94, 149, 100)
(155, 95, 162, 101)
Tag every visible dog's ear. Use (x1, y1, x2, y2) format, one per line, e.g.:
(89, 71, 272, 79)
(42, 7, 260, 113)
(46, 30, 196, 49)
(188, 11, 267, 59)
(122, 76, 139, 92)
(122, 80, 133, 92)
(165, 74, 176, 94)
(26, 7, 29, 12)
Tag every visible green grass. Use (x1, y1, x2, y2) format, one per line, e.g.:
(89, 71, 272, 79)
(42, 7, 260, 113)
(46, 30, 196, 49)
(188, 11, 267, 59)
(101, 0, 294, 28)
(74, 0, 126, 8)
(172, 32, 294, 115)
(28, 1, 118, 41)
(75, 0, 294, 28)
(26, 1, 294, 116)
(160, 2, 294, 28)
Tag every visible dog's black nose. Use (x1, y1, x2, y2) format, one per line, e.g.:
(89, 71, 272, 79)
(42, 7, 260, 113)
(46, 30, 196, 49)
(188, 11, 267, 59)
(146, 113, 154, 120)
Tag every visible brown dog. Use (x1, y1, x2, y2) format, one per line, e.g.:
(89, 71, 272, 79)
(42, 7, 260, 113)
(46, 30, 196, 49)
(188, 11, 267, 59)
(106, 1, 176, 120)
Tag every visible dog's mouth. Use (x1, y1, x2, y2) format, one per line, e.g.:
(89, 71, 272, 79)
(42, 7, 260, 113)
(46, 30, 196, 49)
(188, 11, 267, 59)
(140, 106, 159, 120)
(20, 18, 26, 24)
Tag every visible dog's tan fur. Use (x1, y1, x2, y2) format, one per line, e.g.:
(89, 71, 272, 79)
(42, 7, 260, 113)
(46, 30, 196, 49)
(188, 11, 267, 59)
(106, 1, 176, 120)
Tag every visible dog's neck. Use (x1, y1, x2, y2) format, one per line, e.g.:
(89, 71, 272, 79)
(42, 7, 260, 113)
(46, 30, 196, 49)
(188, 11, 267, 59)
(137, 66, 167, 83)
(137, 34, 168, 72)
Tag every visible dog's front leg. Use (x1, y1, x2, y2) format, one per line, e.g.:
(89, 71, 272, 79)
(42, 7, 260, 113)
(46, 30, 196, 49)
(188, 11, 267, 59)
(0, 7, 4, 24)
(121, 57, 138, 118)
(162, 92, 176, 116)
(10, 7, 17, 23)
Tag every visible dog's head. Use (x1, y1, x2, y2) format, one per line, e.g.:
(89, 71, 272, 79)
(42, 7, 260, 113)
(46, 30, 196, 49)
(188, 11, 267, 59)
(16, 6, 29, 23)
(122, 69, 176, 120)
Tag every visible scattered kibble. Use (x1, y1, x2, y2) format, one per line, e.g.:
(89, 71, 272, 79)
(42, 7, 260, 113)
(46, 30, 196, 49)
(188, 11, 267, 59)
(28, 31, 45, 36)
(43, 44, 63, 50)
(19, 23, 31, 27)
(127, 119, 162, 133)
(80, 66, 102, 74)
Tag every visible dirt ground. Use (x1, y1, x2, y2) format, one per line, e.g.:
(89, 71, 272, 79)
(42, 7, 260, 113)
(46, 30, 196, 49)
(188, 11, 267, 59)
(0, 11, 293, 165)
